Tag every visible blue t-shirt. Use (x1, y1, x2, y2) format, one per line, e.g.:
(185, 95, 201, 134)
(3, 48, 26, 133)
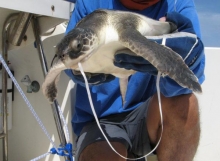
(65, 0, 205, 136)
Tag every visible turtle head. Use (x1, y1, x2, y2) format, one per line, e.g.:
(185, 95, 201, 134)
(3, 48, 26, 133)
(56, 28, 99, 68)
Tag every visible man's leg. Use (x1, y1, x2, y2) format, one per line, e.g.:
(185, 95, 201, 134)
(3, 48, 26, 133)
(147, 93, 200, 161)
(79, 141, 127, 161)
(77, 98, 151, 161)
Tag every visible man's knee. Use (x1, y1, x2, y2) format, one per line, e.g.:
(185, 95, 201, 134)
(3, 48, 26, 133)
(147, 93, 200, 141)
(79, 141, 127, 161)
(148, 93, 199, 118)
(162, 93, 200, 127)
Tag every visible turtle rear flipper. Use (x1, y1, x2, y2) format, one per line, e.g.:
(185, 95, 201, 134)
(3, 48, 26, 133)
(118, 29, 202, 93)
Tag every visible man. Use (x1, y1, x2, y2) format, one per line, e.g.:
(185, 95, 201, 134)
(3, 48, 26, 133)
(65, 0, 205, 160)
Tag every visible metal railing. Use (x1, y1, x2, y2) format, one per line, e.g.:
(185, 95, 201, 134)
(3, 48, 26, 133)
(31, 16, 68, 150)
(1, 13, 18, 161)
(1, 12, 68, 161)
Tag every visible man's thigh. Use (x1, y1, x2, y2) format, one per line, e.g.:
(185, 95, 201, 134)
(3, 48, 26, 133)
(75, 122, 130, 161)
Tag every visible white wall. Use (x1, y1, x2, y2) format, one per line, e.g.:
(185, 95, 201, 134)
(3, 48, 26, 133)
(0, 0, 71, 19)
(194, 48, 220, 161)
(147, 47, 220, 161)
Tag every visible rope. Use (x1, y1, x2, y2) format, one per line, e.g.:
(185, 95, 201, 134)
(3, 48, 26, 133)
(50, 143, 74, 161)
(0, 54, 58, 152)
(30, 152, 50, 161)
(0, 54, 74, 160)
(57, 103, 70, 143)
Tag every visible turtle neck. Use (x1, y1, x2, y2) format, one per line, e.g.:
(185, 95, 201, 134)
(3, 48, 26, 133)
(119, 0, 160, 10)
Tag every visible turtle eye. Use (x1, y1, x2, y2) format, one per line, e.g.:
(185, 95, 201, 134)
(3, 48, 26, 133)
(67, 39, 83, 59)
(71, 39, 83, 51)
(77, 43, 82, 49)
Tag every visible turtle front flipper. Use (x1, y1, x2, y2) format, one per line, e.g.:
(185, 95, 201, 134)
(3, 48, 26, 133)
(42, 60, 67, 103)
(118, 29, 202, 93)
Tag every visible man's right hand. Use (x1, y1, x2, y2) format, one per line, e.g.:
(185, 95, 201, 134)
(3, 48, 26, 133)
(65, 69, 115, 86)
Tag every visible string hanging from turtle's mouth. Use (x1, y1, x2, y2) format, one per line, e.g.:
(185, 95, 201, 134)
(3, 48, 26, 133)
(78, 62, 164, 160)
(51, 54, 58, 67)
(77, 38, 169, 160)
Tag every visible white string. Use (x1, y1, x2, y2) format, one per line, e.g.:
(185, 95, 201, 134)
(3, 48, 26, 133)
(30, 152, 51, 161)
(183, 38, 198, 61)
(0, 54, 58, 152)
(174, 0, 177, 11)
(78, 62, 164, 160)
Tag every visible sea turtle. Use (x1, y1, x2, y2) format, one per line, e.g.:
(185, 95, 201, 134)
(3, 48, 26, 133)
(42, 9, 202, 104)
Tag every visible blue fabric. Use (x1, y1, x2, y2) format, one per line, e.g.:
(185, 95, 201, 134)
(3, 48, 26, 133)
(65, 0, 205, 136)
(64, 0, 76, 3)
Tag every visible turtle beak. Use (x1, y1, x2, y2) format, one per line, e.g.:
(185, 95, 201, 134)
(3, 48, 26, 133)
(58, 46, 72, 61)
(63, 46, 71, 55)
(51, 53, 60, 67)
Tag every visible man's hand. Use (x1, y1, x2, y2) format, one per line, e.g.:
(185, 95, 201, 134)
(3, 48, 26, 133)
(65, 69, 115, 86)
(114, 12, 204, 75)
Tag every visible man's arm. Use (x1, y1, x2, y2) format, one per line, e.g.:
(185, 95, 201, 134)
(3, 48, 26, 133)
(66, 0, 87, 34)
(160, 0, 205, 96)
(174, 0, 202, 38)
